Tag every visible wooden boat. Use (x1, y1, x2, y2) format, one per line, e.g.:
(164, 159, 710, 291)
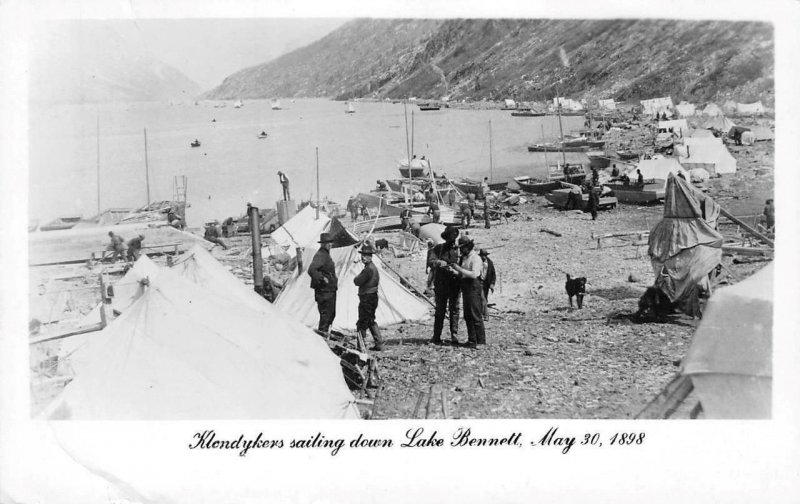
(515, 176, 561, 195)
(528, 143, 589, 153)
(588, 151, 611, 169)
(511, 109, 546, 117)
(616, 150, 639, 160)
(190, 140, 201, 148)
(544, 183, 618, 211)
(603, 180, 665, 204)
(515, 163, 586, 195)
(39, 215, 82, 232)
(356, 192, 460, 225)
(397, 157, 431, 178)
(418, 103, 441, 111)
(257, 132, 269, 139)
(452, 179, 507, 196)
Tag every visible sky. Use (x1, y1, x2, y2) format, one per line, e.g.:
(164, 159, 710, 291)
(109, 18, 349, 90)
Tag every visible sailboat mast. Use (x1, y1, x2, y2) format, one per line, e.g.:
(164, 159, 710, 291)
(411, 109, 415, 158)
(488, 120, 494, 183)
(96, 109, 100, 215)
(403, 103, 412, 201)
(541, 124, 549, 168)
(555, 90, 566, 166)
(144, 128, 151, 206)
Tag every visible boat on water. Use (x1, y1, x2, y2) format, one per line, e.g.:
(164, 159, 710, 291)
(544, 183, 618, 211)
(511, 109, 546, 117)
(344, 102, 355, 114)
(271, 100, 282, 110)
(233, 100, 243, 108)
(190, 139, 201, 148)
(602, 180, 666, 204)
(418, 103, 441, 111)
(257, 131, 269, 139)
(528, 143, 589, 153)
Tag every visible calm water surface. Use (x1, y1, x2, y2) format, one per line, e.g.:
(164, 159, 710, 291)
(29, 99, 587, 225)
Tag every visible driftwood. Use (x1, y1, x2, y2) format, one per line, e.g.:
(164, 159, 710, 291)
(539, 228, 562, 237)
(722, 245, 773, 256)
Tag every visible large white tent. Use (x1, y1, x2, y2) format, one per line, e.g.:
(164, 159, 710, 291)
(682, 263, 773, 418)
(735, 101, 765, 115)
(678, 137, 738, 175)
(275, 245, 430, 332)
(641, 96, 674, 116)
(629, 157, 689, 182)
(267, 205, 331, 259)
(41, 263, 359, 420)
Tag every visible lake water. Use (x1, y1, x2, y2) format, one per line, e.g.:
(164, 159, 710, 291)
(29, 99, 587, 226)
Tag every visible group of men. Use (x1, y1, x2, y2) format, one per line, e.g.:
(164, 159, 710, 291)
(458, 177, 493, 229)
(427, 226, 495, 349)
(308, 233, 385, 351)
(103, 231, 145, 263)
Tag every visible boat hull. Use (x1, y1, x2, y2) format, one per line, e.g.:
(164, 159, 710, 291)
(544, 188, 618, 211)
(604, 182, 665, 204)
(516, 178, 561, 195)
(398, 167, 426, 178)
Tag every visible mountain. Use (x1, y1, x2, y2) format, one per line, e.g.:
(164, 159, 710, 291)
(203, 18, 774, 105)
(30, 21, 201, 104)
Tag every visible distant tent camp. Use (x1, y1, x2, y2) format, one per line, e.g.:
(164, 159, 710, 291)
(553, 97, 584, 111)
(735, 101, 765, 115)
(701, 103, 723, 117)
(647, 174, 723, 317)
(682, 263, 773, 418)
(597, 99, 616, 111)
(700, 115, 736, 135)
(42, 265, 360, 420)
(629, 158, 689, 182)
(675, 102, 695, 117)
(275, 245, 430, 332)
(640, 96, 674, 116)
(678, 136, 737, 175)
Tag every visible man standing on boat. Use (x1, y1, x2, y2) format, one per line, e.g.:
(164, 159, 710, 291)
(308, 232, 338, 334)
(278, 171, 291, 201)
(428, 226, 461, 345)
(353, 244, 384, 351)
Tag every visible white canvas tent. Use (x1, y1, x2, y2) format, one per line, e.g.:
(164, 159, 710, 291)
(658, 118, 689, 135)
(640, 96, 674, 116)
(700, 115, 736, 134)
(629, 157, 689, 182)
(682, 263, 773, 418)
(504, 99, 516, 109)
(735, 101, 765, 115)
(41, 265, 359, 420)
(275, 245, 430, 332)
(675, 102, 696, 117)
(678, 137, 738, 175)
(597, 98, 616, 111)
(748, 125, 775, 141)
(722, 100, 737, 114)
(553, 97, 584, 111)
(267, 205, 331, 259)
(701, 103, 723, 116)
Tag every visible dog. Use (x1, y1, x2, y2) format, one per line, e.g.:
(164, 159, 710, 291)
(565, 274, 587, 309)
(374, 238, 389, 255)
(635, 286, 675, 319)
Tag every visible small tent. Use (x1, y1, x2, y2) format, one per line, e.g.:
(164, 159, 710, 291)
(42, 266, 359, 420)
(647, 174, 723, 316)
(597, 99, 616, 111)
(275, 245, 430, 332)
(701, 103, 723, 117)
(630, 158, 689, 182)
(748, 125, 775, 141)
(678, 136, 737, 175)
(701, 115, 736, 134)
(675, 102, 696, 117)
(503, 99, 516, 109)
(735, 101, 765, 115)
(682, 263, 773, 418)
(267, 205, 331, 259)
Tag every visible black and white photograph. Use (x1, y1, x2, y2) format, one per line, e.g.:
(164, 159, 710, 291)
(2, 0, 799, 502)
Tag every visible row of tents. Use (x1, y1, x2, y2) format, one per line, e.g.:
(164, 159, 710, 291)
(640, 96, 768, 118)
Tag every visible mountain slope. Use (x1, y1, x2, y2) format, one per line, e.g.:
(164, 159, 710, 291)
(204, 18, 773, 105)
(30, 21, 201, 104)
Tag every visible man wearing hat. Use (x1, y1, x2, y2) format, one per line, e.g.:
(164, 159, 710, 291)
(204, 221, 228, 250)
(308, 232, 338, 333)
(427, 226, 461, 345)
(126, 234, 146, 262)
(450, 236, 486, 348)
(479, 249, 496, 321)
(353, 243, 384, 351)
(278, 171, 291, 201)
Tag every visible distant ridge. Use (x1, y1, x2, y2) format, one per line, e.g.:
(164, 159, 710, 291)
(204, 18, 773, 105)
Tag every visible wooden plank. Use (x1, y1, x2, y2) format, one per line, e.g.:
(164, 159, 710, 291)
(719, 207, 774, 247)
(722, 245, 773, 256)
(635, 374, 694, 419)
(29, 323, 105, 345)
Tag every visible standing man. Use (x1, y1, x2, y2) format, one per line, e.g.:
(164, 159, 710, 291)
(400, 205, 413, 232)
(126, 234, 145, 262)
(308, 232, 338, 333)
(103, 231, 127, 262)
(278, 171, 291, 201)
(591, 167, 600, 187)
(481, 178, 491, 229)
(587, 187, 600, 221)
(353, 244, 384, 351)
(428, 226, 461, 345)
(204, 221, 229, 249)
(636, 169, 644, 187)
(763, 199, 775, 232)
(467, 192, 477, 224)
(459, 200, 472, 228)
(427, 198, 441, 224)
(479, 249, 496, 321)
(450, 236, 485, 348)
(347, 196, 359, 221)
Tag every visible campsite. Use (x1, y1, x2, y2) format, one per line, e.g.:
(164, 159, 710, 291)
(27, 105, 775, 420)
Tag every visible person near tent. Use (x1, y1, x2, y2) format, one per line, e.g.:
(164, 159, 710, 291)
(479, 249, 496, 321)
(459, 200, 472, 228)
(277, 171, 291, 201)
(102, 231, 127, 262)
(353, 244, 385, 351)
(427, 199, 441, 224)
(428, 226, 461, 345)
(308, 232, 338, 333)
(400, 205, 413, 232)
(126, 234, 145, 262)
(611, 164, 619, 178)
(763, 199, 775, 232)
(204, 221, 228, 250)
(346, 196, 359, 221)
(481, 178, 491, 229)
(449, 236, 485, 348)
(636, 169, 644, 187)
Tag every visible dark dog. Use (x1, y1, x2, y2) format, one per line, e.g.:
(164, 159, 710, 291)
(374, 238, 389, 254)
(565, 274, 587, 309)
(635, 286, 675, 318)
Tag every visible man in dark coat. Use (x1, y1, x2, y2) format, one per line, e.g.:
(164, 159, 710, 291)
(308, 232, 338, 333)
(126, 234, 145, 262)
(586, 187, 600, 221)
(204, 221, 228, 249)
(278, 171, 291, 201)
(479, 249, 496, 320)
(353, 244, 384, 351)
(427, 226, 461, 345)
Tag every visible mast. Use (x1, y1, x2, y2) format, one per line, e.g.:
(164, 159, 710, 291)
(488, 120, 494, 183)
(144, 128, 151, 206)
(96, 108, 100, 214)
(403, 102, 412, 202)
(541, 124, 549, 168)
(315, 147, 320, 220)
(555, 89, 566, 167)
(411, 109, 415, 159)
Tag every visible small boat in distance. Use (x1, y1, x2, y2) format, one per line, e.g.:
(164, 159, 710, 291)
(190, 139, 201, 148)
(418, 102, 441, 111)
(511, 109, 546, 117)
(398, 157, 431, 178)
(271, 100, 282, 110)
(233, 100, 243, 108)
(345, 102, 356, 114)
(257, 131, 269, 139)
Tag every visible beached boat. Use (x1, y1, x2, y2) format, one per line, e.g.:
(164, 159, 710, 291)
(39, 215, 82, 232)
(514, 176, 561, 195)
(588, 151, 611, 169)
(616, 150, 639, 160)
(271, 100, 282, 110)
(397, 157, 431, 178)
(603, 180, 666, 204)
(356, 192, 459, 225)
(544, 183, 618, 211)
(452, 179, 508, 196)
(528, 143, 589, 153)
(516, 163, 586, 195)
(190, 140, 201, 148)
